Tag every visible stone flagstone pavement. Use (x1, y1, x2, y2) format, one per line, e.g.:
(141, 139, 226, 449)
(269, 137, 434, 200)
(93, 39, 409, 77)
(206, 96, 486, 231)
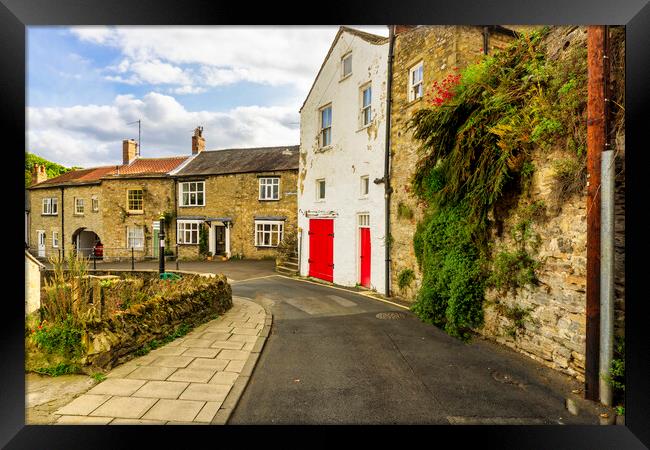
(53, 297, 270, 425)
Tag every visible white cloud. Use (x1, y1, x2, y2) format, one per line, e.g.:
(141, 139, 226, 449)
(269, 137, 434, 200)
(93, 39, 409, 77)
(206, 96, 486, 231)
(27, 92, 299, 167)
(69, 25, 388, 93)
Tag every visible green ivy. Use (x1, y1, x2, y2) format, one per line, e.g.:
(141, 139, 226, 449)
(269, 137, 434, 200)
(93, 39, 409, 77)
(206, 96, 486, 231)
(407, 28, 585, 341)
(397, 268, 415, 290)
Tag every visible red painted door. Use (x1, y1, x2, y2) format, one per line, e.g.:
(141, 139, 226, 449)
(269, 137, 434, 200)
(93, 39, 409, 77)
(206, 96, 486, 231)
(360, 227, 371, 288)
(308, 219, 334, 282)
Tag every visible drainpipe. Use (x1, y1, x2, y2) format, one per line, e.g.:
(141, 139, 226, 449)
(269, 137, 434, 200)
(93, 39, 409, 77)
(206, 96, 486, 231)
(60, 187, 65, 255)
(383, 25, 395, 297)
(585, 25, 606, 402)
(482, 26, 489, 55)
(599, 25, 615, 407)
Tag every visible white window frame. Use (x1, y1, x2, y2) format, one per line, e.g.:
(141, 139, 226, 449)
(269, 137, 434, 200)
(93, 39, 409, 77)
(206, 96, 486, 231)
(254, 220, 284, 248)
(361, 84, 372, 127)
(320, 105, 332, 148)
(92, 196, 99, 212)
(127, 226, 144, 249)
(179, 181, 206, 207)
(358, 213, 370, 228)
(360, 175, 369, 197)
(259, 177, 280, 201)
(74, 198, 84, 215)
(42, 197, 58, 215)
(127, 189, 144, 213)
(52, 231, 59, 248)
(341, 53, 352, 78)
(408, 61, 424, 102)
(177, 220, 201, 245)
(316, 179, 326, 201)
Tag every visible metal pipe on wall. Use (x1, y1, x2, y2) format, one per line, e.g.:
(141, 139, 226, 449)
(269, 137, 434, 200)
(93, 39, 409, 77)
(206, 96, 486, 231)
(599, 25, 615, 407)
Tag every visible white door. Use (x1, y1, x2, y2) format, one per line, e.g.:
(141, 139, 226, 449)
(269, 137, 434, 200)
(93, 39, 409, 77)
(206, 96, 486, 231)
(37, 230, 46, 257)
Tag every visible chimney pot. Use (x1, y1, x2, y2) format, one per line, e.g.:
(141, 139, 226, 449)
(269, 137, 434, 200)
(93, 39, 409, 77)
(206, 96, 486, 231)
(122, 139, 138, 164)
(32, 163, 48, 184)
(192, 126, 205, 154)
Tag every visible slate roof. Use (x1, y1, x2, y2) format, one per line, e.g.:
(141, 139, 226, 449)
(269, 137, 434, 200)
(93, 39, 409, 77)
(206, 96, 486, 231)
(175, 146, 299, 177)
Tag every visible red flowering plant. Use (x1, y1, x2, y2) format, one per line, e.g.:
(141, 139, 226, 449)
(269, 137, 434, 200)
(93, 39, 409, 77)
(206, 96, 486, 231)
(425, 69, 462, 108)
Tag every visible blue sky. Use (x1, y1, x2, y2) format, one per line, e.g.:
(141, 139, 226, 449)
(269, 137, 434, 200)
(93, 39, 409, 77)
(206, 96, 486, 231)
(27, 26, 388, 167)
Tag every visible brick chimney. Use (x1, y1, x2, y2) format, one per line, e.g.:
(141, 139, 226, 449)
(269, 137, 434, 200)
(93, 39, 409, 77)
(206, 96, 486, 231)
(192, 126, 205, 154)
(122, 139, 138, 164)
(32, 163, 47, 185)
(394, 25, 417, 35)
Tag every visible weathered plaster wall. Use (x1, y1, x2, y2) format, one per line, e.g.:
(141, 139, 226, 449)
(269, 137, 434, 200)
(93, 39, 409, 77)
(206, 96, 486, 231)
(176, 170, 298, 260)
(298, 30, 389, 293)
(25, 251, 43, 315)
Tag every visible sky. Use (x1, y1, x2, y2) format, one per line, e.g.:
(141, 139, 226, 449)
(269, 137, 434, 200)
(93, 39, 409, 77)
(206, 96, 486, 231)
(27, 26, 389, 168)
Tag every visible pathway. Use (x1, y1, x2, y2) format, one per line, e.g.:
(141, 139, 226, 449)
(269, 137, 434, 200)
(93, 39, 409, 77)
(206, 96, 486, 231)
(51, 297, 270, 425)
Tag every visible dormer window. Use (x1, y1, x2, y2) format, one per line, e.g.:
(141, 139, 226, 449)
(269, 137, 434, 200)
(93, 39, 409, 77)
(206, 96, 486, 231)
(342, 53, 352, 78)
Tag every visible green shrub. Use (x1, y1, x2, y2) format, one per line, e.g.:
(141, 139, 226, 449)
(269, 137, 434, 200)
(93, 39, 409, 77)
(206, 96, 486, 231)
(397, 269, 415, 290)
(31, 316, 84, 358)
(604, 336, 625, 408)
(411, 204, 486, 341)
(397, 202, 414, 220)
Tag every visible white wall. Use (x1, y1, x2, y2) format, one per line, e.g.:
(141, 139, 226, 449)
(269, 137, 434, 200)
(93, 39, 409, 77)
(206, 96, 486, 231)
(298, 30, 389, 293)
(25, 251, 43, 315)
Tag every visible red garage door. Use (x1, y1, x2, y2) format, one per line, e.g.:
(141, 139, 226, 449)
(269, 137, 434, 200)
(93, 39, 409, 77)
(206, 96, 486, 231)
(308, 219, 334, 282)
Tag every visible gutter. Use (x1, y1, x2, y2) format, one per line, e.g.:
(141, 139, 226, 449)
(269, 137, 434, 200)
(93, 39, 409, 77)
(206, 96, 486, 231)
(383, 25, 395, 297)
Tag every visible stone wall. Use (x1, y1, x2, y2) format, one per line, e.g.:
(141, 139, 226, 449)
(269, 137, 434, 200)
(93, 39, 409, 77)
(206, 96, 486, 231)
(101, 177, 176, 260)
(25, 251, 43, 315)
(389, 25, 515, 298)
(176, 170, 298, 260)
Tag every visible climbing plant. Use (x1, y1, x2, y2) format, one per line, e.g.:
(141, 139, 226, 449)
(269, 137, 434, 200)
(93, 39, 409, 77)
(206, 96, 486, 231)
(408, 27, 588, 341)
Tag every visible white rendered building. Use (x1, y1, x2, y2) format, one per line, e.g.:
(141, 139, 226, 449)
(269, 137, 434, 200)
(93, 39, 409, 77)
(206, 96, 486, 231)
(297, 27, 389, 294)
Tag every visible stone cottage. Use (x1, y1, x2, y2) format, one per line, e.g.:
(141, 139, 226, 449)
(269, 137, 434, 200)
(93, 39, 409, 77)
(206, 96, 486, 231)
(27, 139, 188, 261)
(297, 26, 390, 293)
(172, 145, 299, 260)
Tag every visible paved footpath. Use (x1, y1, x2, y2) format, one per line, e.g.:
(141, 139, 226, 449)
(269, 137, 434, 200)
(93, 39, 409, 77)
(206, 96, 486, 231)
(53, 296, 270, 425)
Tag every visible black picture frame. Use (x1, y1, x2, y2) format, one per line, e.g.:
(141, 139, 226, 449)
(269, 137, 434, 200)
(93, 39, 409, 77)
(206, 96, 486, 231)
(2, 0, 648, 448)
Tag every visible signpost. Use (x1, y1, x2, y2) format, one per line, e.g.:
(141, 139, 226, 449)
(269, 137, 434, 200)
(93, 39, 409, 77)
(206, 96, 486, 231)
(159, 217, 165, 276)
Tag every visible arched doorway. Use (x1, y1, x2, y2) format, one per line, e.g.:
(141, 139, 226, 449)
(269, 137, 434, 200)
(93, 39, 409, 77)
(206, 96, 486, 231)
(71, 227, 101, 258)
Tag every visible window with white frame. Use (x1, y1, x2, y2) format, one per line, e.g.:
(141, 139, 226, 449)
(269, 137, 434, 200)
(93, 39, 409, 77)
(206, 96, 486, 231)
(320, 105, 332, 147)
(42, 198, 58, 215)
(92, 196, 99, 212)
(342, 53, 352, 78)
(180, 181, 205, 206)
(177, 220, 200, 244)
(408, 62, 424, 101)
(255, 220, 284, 247)
(316, 179, 326, 201)
(360, 175, 369, 197)
(358, 213, 370, 227)
(74, 198, 84, 215)
(259, 177, 280, 200)
(361, 85, 372, 126)
(127, 189, 143, 212)
(52, 231, 59, 248)
(127, 226, 144, 249)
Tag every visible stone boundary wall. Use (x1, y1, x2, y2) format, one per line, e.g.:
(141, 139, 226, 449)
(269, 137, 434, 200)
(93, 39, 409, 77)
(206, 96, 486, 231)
(34, 271, 232, 373)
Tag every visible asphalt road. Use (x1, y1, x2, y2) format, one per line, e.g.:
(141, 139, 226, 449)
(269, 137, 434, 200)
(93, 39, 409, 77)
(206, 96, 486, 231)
(229, 275, 597, 425)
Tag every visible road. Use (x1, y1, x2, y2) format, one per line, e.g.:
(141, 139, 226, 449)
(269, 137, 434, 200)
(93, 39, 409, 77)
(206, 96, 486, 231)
(229, 275, 597, 425)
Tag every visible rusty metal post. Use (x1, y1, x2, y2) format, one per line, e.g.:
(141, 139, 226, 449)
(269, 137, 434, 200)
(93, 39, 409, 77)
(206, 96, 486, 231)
(585, 25, 606, 402)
